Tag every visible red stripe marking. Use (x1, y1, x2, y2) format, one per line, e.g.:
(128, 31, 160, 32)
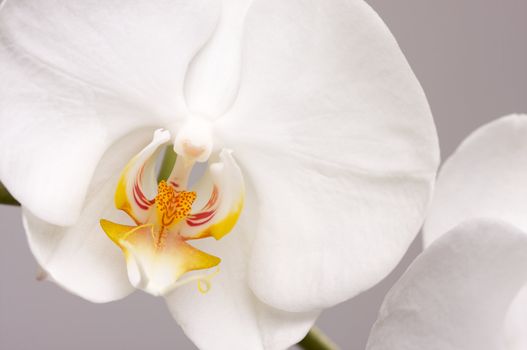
(186, 215, 215, 227)
(188, 210, 215, 221)
(132, 165, 154, 210)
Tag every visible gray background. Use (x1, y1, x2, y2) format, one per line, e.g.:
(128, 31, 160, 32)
(1, 0, 526, 349)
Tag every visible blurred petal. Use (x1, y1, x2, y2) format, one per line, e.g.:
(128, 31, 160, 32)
(0, 0, 219, 225)
(504, 285, 527, 350)
(423, 114, 527, 350)
(218, 0, 439, 312)
(166, 225, 319, 350)
(22, 129, 154, 302)
(367, 219, 527, 350)
(423, 114, 527, 245)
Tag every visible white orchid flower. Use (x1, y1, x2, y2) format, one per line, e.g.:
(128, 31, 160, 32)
(0, 0, 439, 349)
(367, 219, 527, 350)
(367, 114, 527, 350)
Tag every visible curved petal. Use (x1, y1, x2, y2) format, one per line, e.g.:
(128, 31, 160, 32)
(217, 0, 439, 312)
(115, 129, 170, 224)
(366, 219, 527, 350)
(0, 0, 219, 225)
(423, 114, 527, 245)
(22, 129, 155, 303)
(165, 225, 319, 350)
(422, 114, 527, 350)
(180, 149, 245, 240)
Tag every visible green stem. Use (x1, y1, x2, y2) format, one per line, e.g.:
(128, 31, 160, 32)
(157, 145, 178, 183)
(0, 182, 19, 206)
(298, 327, 340, 350)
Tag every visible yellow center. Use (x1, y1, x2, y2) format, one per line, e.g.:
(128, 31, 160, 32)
(99, 133, 245, 296)
(101, 180, 221, 296)
(155, 181, 196, 228)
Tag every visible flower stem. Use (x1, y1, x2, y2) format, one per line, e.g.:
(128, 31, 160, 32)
(0, 182, 19, 206)
(298, 327, 340, 350)
(157, 145, 177, 183)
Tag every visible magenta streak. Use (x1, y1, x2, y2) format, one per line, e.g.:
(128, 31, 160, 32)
(203, 187, 219, 210)
(133, 187, 149, 210)
(186, 216, 214, 227)
(185, 185, 221, 227)
(186, 208, 216, 226)
(132, 166, 154, 210)
(188, 210, 215, 220)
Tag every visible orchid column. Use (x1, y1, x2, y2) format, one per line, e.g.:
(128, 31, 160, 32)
(0, 0, 439, 349)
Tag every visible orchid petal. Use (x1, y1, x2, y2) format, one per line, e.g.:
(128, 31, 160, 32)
(0, 0, 219, 225)
(422, 114, 527, 350)
(165, 226, 319, 350)
(21, 129, 156, 302)
(180, 149, 245, 241)
(366, 219, 527, 350)
(423, 114, 527, 245)
(115, 129, 170, 224)
(217, 0, 439, 312)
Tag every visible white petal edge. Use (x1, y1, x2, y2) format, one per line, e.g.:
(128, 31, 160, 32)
(422, 113, 527, 350)
(423, 114, 527, 245)
(22, 129, 156, 303)
(0, 0, 219, 225)
(367, 219, 527, 350)
(217, 0, 439, 312)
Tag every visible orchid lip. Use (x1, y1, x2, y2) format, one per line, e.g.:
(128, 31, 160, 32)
(100, 129, 245, 296)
